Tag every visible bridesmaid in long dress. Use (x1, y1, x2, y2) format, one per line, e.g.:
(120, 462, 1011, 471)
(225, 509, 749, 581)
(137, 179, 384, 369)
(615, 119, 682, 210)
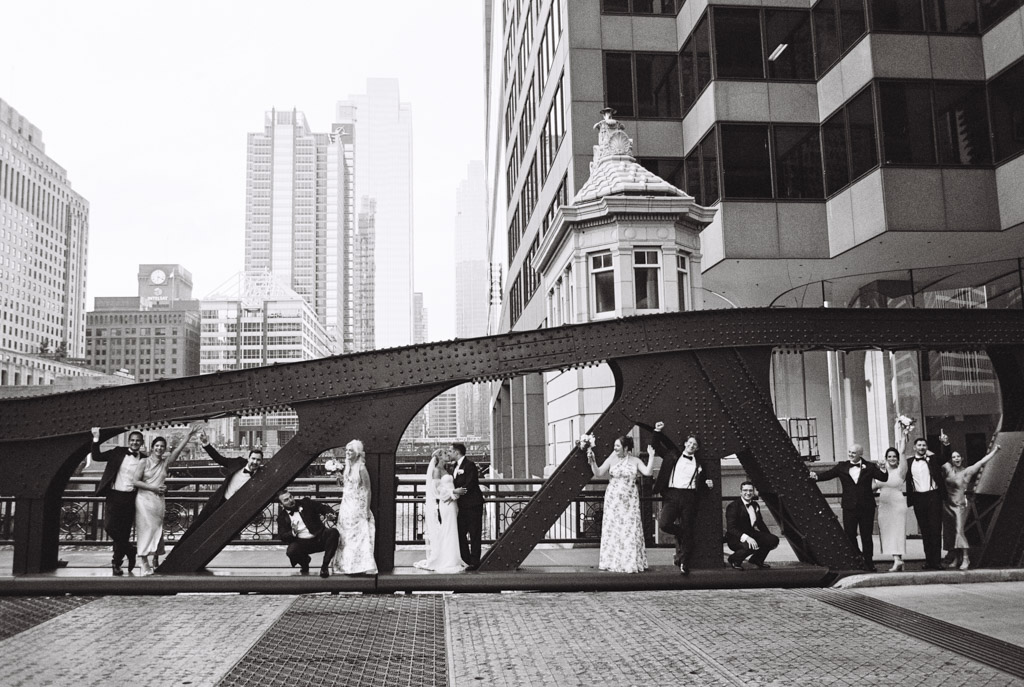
(133, 423, 202, 575)
(587, 435, 655, 573)
(873, 446, 908, 572)
(942, 443, 1000, 570)
(331, 439, 378, 575)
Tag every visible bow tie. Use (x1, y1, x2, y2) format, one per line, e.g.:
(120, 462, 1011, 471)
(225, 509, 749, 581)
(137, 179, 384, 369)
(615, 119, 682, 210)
(129, 452, 139, 457)
(914, 456, 929, 462)
(243, 468, 256, 475)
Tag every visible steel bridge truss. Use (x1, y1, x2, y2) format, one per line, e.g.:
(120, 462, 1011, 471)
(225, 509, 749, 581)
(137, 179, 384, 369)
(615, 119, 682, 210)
(2, 309, 1023, 575)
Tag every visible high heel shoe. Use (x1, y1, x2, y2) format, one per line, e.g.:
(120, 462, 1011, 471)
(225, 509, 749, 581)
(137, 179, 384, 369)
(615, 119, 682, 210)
(889, 559, 904, 572)
(959, 554, 970, 570)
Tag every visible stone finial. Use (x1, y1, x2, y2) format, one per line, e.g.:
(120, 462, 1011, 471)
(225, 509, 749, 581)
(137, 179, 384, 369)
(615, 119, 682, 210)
(592, 108, 633, 166)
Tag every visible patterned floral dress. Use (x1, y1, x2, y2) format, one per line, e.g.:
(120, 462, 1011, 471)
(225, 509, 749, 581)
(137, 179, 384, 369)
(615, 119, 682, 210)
(332, 463, 378, 574)
(599, 458, 648, 573)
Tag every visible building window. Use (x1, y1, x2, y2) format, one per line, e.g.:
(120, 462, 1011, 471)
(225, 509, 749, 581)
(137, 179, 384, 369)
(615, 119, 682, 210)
(773, 125, 824, 199)
(989, 60, 1024, 163)
(539, 77, 566, 181)
(869, 0, 924, 31)
(879, 81, 936, 164)
(602, 0, 680, 14)
(765, 10, 815, 80)
(934, 83, 991, 165)
(925, 1, 978, 33)
(714, 8, 765, 79)
(604, 52, 681, 118)
(591, 252, 616, 315)
(980, 0, 1021, 31)
(684, 129, 720, 206)
(676, 255, 691, 311)
(637, 157, 685, 190)
(720, 124, 773, 199)
(681, 13, 712, 113)
(823, 86, 878, 196)
(812, 0, 867, 75)
(634, 250, 661, 310)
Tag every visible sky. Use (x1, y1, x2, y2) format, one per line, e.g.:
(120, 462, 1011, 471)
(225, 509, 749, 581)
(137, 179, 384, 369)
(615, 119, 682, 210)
(1, 0, 487, 341)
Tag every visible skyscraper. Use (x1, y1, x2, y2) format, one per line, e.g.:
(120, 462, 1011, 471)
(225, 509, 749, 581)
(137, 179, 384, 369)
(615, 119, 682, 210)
(0, 98, 89, 366)
(244, 108, 353, 353)
(454, 161, 490, 439)
(336, 79, 414, 349)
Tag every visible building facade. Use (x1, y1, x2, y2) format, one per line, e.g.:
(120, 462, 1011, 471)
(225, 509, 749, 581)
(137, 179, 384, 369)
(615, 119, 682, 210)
(0, 98, 90, 378)
(199, 271, 333, 448)
(244, 108, 354, 353)
(484, 0, 1024, 470)
(336, 79, 415, 349)
(85, 264, 201, 382)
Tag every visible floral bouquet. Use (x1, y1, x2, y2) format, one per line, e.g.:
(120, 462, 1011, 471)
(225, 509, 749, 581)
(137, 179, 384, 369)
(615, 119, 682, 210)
(894, 415, 915, 452)
(323, 458, 343, 475)
(577, 433, 596, 453)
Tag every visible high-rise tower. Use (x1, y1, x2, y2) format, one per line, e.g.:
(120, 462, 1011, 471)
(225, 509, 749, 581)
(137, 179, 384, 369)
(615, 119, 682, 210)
(336, 79, 414, 349)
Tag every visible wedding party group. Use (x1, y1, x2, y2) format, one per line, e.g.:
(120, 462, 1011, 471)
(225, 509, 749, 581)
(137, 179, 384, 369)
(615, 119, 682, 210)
(585, 419, 1000, 575)
(89, 425, 380, 578)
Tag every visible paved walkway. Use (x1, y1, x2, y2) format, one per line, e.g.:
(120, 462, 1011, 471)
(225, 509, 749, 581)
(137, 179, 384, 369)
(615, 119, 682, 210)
(2, 584, 1023, 686)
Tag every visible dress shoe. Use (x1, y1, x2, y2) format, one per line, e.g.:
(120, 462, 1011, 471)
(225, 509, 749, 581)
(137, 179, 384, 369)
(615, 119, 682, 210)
(729, 562, 744, 570)
(112, 564, 124, 576)
(126, 551, 136, 574)
(753, 562, 771, 570)
(942, 551, 957, 566)
(320, 568, 330, 579)
(300, 565, 310, 575)
(57, 559, 69, 568)
(465, 565, 479, 571)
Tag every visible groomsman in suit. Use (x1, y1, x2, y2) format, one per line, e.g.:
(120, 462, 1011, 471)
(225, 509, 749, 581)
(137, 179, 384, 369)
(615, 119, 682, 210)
(276, 490, 340, 578)
(450, 443, 484, 570)
(724, 482, 779, 570)
(811, 444, 888, 571)
(906, 433, 952, 570)
(651, 422, 713, 575)
(91, 427, 145, 575)
(177, 432, 264, 542)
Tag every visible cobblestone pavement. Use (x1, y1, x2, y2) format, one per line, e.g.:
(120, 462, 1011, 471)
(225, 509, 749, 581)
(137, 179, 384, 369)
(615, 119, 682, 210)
(446, 590, 1024, 686)
(0, 595, 293, 687)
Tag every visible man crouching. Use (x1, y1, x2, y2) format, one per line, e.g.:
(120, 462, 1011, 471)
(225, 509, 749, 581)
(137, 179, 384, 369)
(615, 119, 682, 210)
(276, 490, 340, 578)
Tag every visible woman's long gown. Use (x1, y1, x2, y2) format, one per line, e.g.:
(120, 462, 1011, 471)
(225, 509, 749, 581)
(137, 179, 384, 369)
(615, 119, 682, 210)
(943, 464, 975, 549)
(599, 458, 648, 573)
(135, 457, 169, 557)
(332, 466, 378, 574)
(874, 463, 908, 557)
(414, 475, 467, 573)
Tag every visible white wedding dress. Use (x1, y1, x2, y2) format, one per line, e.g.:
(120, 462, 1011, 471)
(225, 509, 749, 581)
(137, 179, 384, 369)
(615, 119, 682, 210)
(414, 460, 467, 573)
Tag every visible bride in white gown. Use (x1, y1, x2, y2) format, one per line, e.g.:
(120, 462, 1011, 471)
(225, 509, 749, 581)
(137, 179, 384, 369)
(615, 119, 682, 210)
(414, 449, 467, 573)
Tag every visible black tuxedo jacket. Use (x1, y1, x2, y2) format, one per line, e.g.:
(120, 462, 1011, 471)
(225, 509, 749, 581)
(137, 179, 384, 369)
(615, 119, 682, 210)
(200, 444, 250, 511)
(90, 444, 140, 497)
(452, 457, 484, 509)
(276, 498, 335, 542)
(725, 497, 771, 549)
(814, 461, 887, 511)
(905, 443, 952, 507)
(649, 430, 711, 496)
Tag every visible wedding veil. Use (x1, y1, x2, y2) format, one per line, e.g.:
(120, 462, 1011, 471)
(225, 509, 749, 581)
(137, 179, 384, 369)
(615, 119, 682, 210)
(422, 451, 443, 558)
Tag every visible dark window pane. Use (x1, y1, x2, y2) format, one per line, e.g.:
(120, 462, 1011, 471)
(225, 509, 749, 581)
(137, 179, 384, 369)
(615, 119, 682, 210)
(603, 0, 630, 12)
(840, 0, 868, 51)
(879, 82, 936, 164)
(632, 0, 675, 13)
(595, 271, 616, 313)
(635, 267, 660, 308)
(684, 149, 702, 201)
(681, 37, 697, 110)
(924, 0, 978, 33)
(989, 61, 1024, 163)
(934, 83, 991, 165)
(822, 109, 850, 195)
(766, 10, 815, 80)
(870, 0, 924, 31)
(635, 53, 681, 117)
(979, 0, 1021, 31)
(605, 53, 635, 117)
(721, 124, 772, 198)
(714, 8, 765, 79)
(813, 0, 841, 74)
(694, 15, 713, 93)
(774, 125, 824, 198)
(638, 157, 685, 189)
(847, 87, 879, 178)
(701, 131, 720, 204)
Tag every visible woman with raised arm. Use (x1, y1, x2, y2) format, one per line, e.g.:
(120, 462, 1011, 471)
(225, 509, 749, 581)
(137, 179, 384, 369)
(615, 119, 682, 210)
(587, 435, 655, 573)
(331, 439, 378, 575)
(943, 442, 1001, 570)
(414, 449, 468, 573)
(873, 446, 909, 572)
(133, 422, 202, 575)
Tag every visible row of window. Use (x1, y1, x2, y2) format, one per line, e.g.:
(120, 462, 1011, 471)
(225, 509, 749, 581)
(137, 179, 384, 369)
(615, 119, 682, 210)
(609, 1, 1023, 121)
(647, 71, 1024, 205)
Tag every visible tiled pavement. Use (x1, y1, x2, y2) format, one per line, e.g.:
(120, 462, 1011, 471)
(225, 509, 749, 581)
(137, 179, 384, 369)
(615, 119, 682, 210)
(3, 586, 1024, 686)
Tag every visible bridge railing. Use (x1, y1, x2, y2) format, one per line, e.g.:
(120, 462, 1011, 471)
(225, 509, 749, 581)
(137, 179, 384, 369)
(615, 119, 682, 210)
(0, 475, 840, 549)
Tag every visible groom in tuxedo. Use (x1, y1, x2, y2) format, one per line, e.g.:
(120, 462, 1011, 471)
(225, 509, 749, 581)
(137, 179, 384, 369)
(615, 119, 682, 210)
(91, 427, 145, 575)
(724, 482, 779, 569)
(906, 434, 952, 570)
(177, 432, 264, 543)
(449, 443, 484, 570)
(810, 443, 888, 571)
